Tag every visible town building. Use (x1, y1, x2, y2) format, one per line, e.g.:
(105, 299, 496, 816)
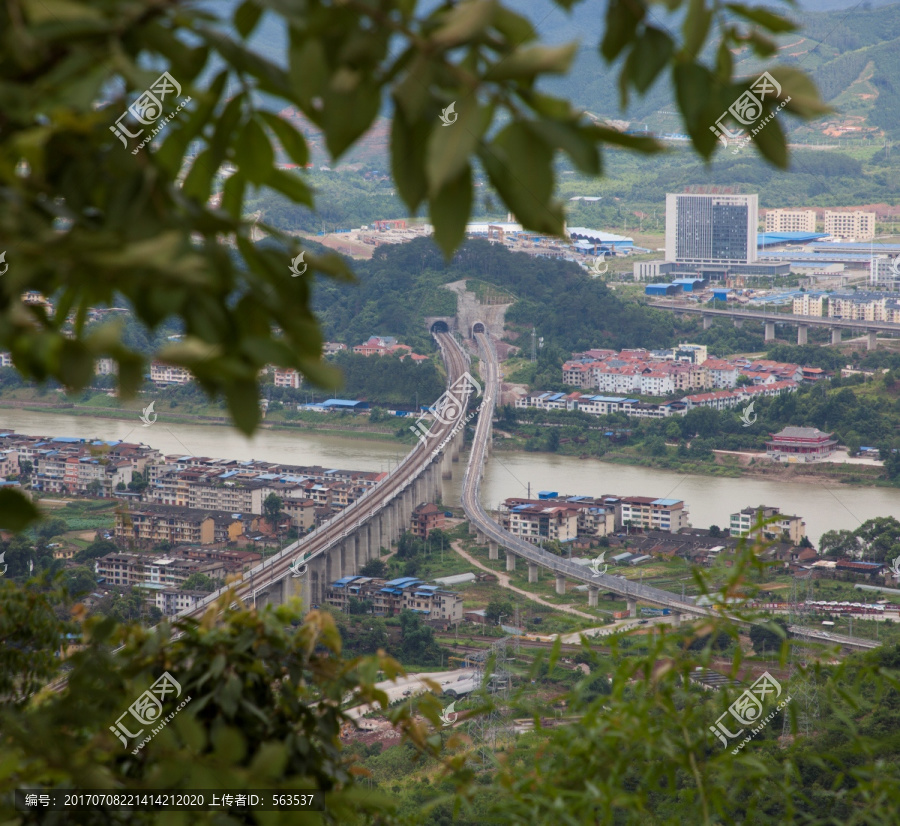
(764, 209, 817, 234)
(503, 496, 616, 538)
(500, 502, 579, 545)
(729, 505, 807, 545)
(620, 497, 690, 532)
(94, 551, 225, 589)
(273, 367, 303, 389)
(665, 193, 759, 265)
(149, 362, 192, 385)
(324, 576, 463, 623)
(824, 210, 875, 241)
(115, 504, 259, 548)
(766, 426, 838, 462)
(155, 589, 209, 616)
(411, 503, 445, 538)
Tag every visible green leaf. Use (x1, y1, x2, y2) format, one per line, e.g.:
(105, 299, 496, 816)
(601, 0, 645, 62)
(265, 167, 313, 206)
(479, 122, 563, 235)
(484, 43, 577, 82)
(715, 40, 734, 80)
(0, 489, 41, 532)
(491, 5, 537, 44)
(527, 120, 600, 175)
(431, 0, 497, 49)
(390, 105, 429, 213)
(426, 101, 490, 197)
(221, 170, 246, 220)
(624, 27, 674, 98)
(236, 118, 274, 184)
(766, 66, 832, 118)
(258, 111, 309, 168)
(234, 0, 263, 38)
(592, 125, 663, 153)
(225, 378, 262, 436)
(682, 0, 713, 59)
(750, 112, 788, 168)
(320, 78, 381, 159)
(22, 0, 103, 23)
(289, 35, 329, 112)
(182, 148, 218, 202)
(674, 62, 719, 158)
(155, 71, 228, 177)
(430, 166, 473, 258)
(725, 4, 797, 33)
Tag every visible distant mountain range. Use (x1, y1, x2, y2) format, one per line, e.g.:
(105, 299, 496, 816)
(210, 0, 899, 158)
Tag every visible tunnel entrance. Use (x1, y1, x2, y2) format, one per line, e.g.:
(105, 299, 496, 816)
(431, 320, 450, 333)
(472, 322, 486, 335)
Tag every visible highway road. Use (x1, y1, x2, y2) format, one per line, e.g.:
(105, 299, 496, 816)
(173, 331, 474, 621)
(649, 300, 900, 334)
(460, 332, 878, 651)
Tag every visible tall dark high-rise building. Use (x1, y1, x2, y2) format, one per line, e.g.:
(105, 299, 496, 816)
(665, 193, 758, 265)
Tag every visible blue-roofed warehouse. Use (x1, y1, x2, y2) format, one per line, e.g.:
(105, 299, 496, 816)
(645, 283, 681, 297)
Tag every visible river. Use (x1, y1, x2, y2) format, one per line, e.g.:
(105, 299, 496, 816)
(4, 409, 899, 544)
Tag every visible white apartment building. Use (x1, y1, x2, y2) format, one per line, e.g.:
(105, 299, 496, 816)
(273, 367, 303, 389)
(620, 497, 690, 532)
(502, 504, 579, 545)
(150, 362, 192, 385)
(792, 294, 826, 316)
(764, 209, 817, 233)
(702, 359, 739, 388)
(824, 210, 875, 241)
(729, 505, 806, 545)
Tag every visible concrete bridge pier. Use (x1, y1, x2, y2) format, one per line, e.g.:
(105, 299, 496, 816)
(702, 315, 713, 330)
(373, 515, 384, 556)
(469, 521, 478, 536)
(477, 530, 486, 544)
(588, 586, 599, 607)
(797, 325, 808, 345)
(341, 539, 352, 578)
(326, 545, 337, 586)
(488, 540, 499, 560)
(441, 450, 453, 479)
(310, 559, 324, 606)
(733, 318, 743, 329)
(832, 328, 842, 345)
(670, 611, 682, 626)
(528, 562, 538, 583)
(506, 551, 516, 571)
(764, 322, 775, 342)
(555, 574, 566, 595)
(626, 599, 637, 617)
(867, 330, 877, 350)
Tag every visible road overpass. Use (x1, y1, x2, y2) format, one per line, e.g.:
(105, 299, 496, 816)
(650, 300, 900, 348)
(460, 331, 877, 650)
(175, 331, 472, 619)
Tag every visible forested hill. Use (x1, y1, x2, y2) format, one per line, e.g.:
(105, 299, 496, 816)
(312, 238, 680, 354)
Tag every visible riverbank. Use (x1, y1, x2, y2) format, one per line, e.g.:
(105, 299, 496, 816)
(0, 397, 403, 442)
(3, 394, 894, 487)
